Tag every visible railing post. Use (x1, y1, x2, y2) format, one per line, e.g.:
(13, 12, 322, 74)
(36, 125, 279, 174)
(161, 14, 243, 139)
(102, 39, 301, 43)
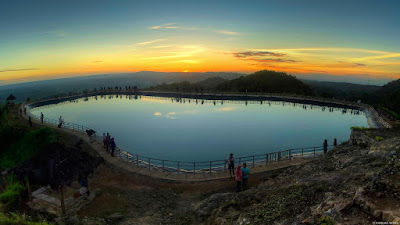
(252, 156, 255, 168)
(136, 155, 139, 165)
(289, 150, 292, 160)
(193, 162, 196, 173)
(301, 148, 304, 158)
(314, 147, 316, 157)
(278, 151, 281, 161)
(209, 161, 212, 173)
(177, 162, 180, 173)
(265, 154, 268, 165)
(162, 160, 165, 171)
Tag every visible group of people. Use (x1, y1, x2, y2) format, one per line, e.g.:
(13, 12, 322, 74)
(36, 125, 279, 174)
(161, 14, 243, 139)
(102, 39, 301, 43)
(102, 133, 116, 157)
(226, 153, 250, 192)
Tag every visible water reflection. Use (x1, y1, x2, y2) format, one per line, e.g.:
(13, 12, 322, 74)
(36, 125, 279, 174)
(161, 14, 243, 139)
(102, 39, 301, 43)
(31, 94, 368, 161)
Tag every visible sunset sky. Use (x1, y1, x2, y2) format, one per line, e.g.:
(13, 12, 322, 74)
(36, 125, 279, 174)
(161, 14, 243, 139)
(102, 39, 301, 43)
(1, 0, 399, 84)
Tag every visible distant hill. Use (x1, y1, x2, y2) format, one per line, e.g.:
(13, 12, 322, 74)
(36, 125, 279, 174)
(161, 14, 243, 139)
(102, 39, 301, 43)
(147, 77, 228, 92)
(216, 70, 314, 95)
(148, 70, 314, 96)
(0, 71, 244, 103)
(377, 79, 400, 117)
(303, 79, 381, 101)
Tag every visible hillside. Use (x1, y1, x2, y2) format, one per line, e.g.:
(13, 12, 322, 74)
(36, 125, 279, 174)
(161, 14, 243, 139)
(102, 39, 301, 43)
(0, 72, 244, 103)
(216, 70, 314, 95)
(377, 79, 400, 118)
(303, 79, 381, 101)
(148, 70, 315, 96)
(147, 77, 228, 92)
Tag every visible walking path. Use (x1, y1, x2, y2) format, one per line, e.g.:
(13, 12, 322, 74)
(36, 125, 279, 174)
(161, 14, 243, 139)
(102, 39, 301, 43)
(21, 108, 314, 182)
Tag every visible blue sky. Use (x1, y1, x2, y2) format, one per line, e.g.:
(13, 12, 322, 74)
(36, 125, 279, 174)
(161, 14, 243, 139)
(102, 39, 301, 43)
(1, 0, 399, 84)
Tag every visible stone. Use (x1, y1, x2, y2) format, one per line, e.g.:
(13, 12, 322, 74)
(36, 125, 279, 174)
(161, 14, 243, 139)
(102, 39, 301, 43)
(105, 213, 124, 223)
(66, 216, 80, 225)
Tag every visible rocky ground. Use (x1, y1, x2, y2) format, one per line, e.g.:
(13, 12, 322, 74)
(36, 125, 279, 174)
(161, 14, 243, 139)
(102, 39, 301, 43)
(53, 128, 399, 225)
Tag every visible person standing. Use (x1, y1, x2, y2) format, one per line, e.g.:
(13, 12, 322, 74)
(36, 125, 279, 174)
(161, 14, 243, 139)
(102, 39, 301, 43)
(58, 116, 63, 128)
(323, 139, 328, 154)
(225, 153, 235, 179)
(334, 138, 337, 147)
(110, 138, 116, 157)
(102, 133, 106, 148)
(106, 133, 111, 153)
(28, 117, 33, 127)
(241, 163, 250, 190)
(235, 165, 243, 192)
(40, 112, 44, 123)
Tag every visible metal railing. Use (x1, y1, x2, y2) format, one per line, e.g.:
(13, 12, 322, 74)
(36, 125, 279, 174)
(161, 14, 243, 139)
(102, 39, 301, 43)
(25, 105, 333, 174)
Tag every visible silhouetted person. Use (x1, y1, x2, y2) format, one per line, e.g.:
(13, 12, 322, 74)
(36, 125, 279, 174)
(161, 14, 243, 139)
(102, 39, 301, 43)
(28, 117, 32, 127)
(323, 139, 328, 154)
(235, 165, 243, 192)
(334, 138, 337, 146)
(86, 129, 95, 143)
(40, 112, 44, 123)
(241, 163, 250, 190)
(58, 116, 63, 128)
(225, 153, 235, 179)
(106, 133, 111, 153)
(102, 133, 106, 148)
(110, 138, 116, 157)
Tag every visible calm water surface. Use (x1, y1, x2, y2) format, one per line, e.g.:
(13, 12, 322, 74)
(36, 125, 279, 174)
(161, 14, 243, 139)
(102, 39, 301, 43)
(31, 95, 368, 161)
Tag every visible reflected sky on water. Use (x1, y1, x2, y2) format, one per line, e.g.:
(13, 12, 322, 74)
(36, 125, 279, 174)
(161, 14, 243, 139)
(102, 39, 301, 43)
(31, 95, 368, 161)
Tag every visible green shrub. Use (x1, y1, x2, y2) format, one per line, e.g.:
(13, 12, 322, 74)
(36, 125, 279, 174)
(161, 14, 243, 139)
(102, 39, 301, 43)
(0, 128, 55, 169)
(318, 216, 335, 225)
(375, 136, 384, 142)
(0, 212, 52, 225)
(0, 176, 26, 210)
(350, 126, 373, 131)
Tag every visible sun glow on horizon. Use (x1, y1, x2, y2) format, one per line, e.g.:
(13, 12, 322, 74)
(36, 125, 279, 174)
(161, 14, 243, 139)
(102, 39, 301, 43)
(1, 1, 399, 84)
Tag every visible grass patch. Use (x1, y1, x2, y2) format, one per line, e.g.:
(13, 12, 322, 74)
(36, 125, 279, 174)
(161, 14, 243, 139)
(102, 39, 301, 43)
(0, 127, 55, 169)
(0, 212, 53, 225)
(0, 175, 26, 211)
(350, 126, 373, 131)
(375, 136, 384, 142)
(318, 215, 335, 225)
(379, 106, 400, 120)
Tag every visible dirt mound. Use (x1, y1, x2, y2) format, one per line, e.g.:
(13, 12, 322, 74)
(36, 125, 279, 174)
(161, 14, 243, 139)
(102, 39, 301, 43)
(12, 141, 103, 188)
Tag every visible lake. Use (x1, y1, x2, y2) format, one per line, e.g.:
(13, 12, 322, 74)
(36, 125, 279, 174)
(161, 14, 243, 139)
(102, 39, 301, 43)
(30, 94, 368, 162)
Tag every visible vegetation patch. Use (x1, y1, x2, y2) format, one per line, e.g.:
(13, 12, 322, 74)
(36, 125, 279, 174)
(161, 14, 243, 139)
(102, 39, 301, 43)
(375, 136, 384, 142)
(318, 216, 335, 225)
(350, 126, 374, 131)
(0, 212, 52, 225)
(0, 176, 26, 211)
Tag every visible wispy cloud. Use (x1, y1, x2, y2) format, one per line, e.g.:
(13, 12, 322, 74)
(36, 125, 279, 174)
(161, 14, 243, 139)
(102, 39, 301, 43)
(137, 39, 167, 45)
(353, 53, 400, 61)
(354, 63, 366, 66)
(251, 58, 300, 63)
(0, 68, 38, 73)
(151, 45, 172, 49)
(148, 23, 198, 30)
(93, 60, 103, 63)
(232, 51, 299, 63)
(233, 51, 287, 58)
(217, 30, 240, 35)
